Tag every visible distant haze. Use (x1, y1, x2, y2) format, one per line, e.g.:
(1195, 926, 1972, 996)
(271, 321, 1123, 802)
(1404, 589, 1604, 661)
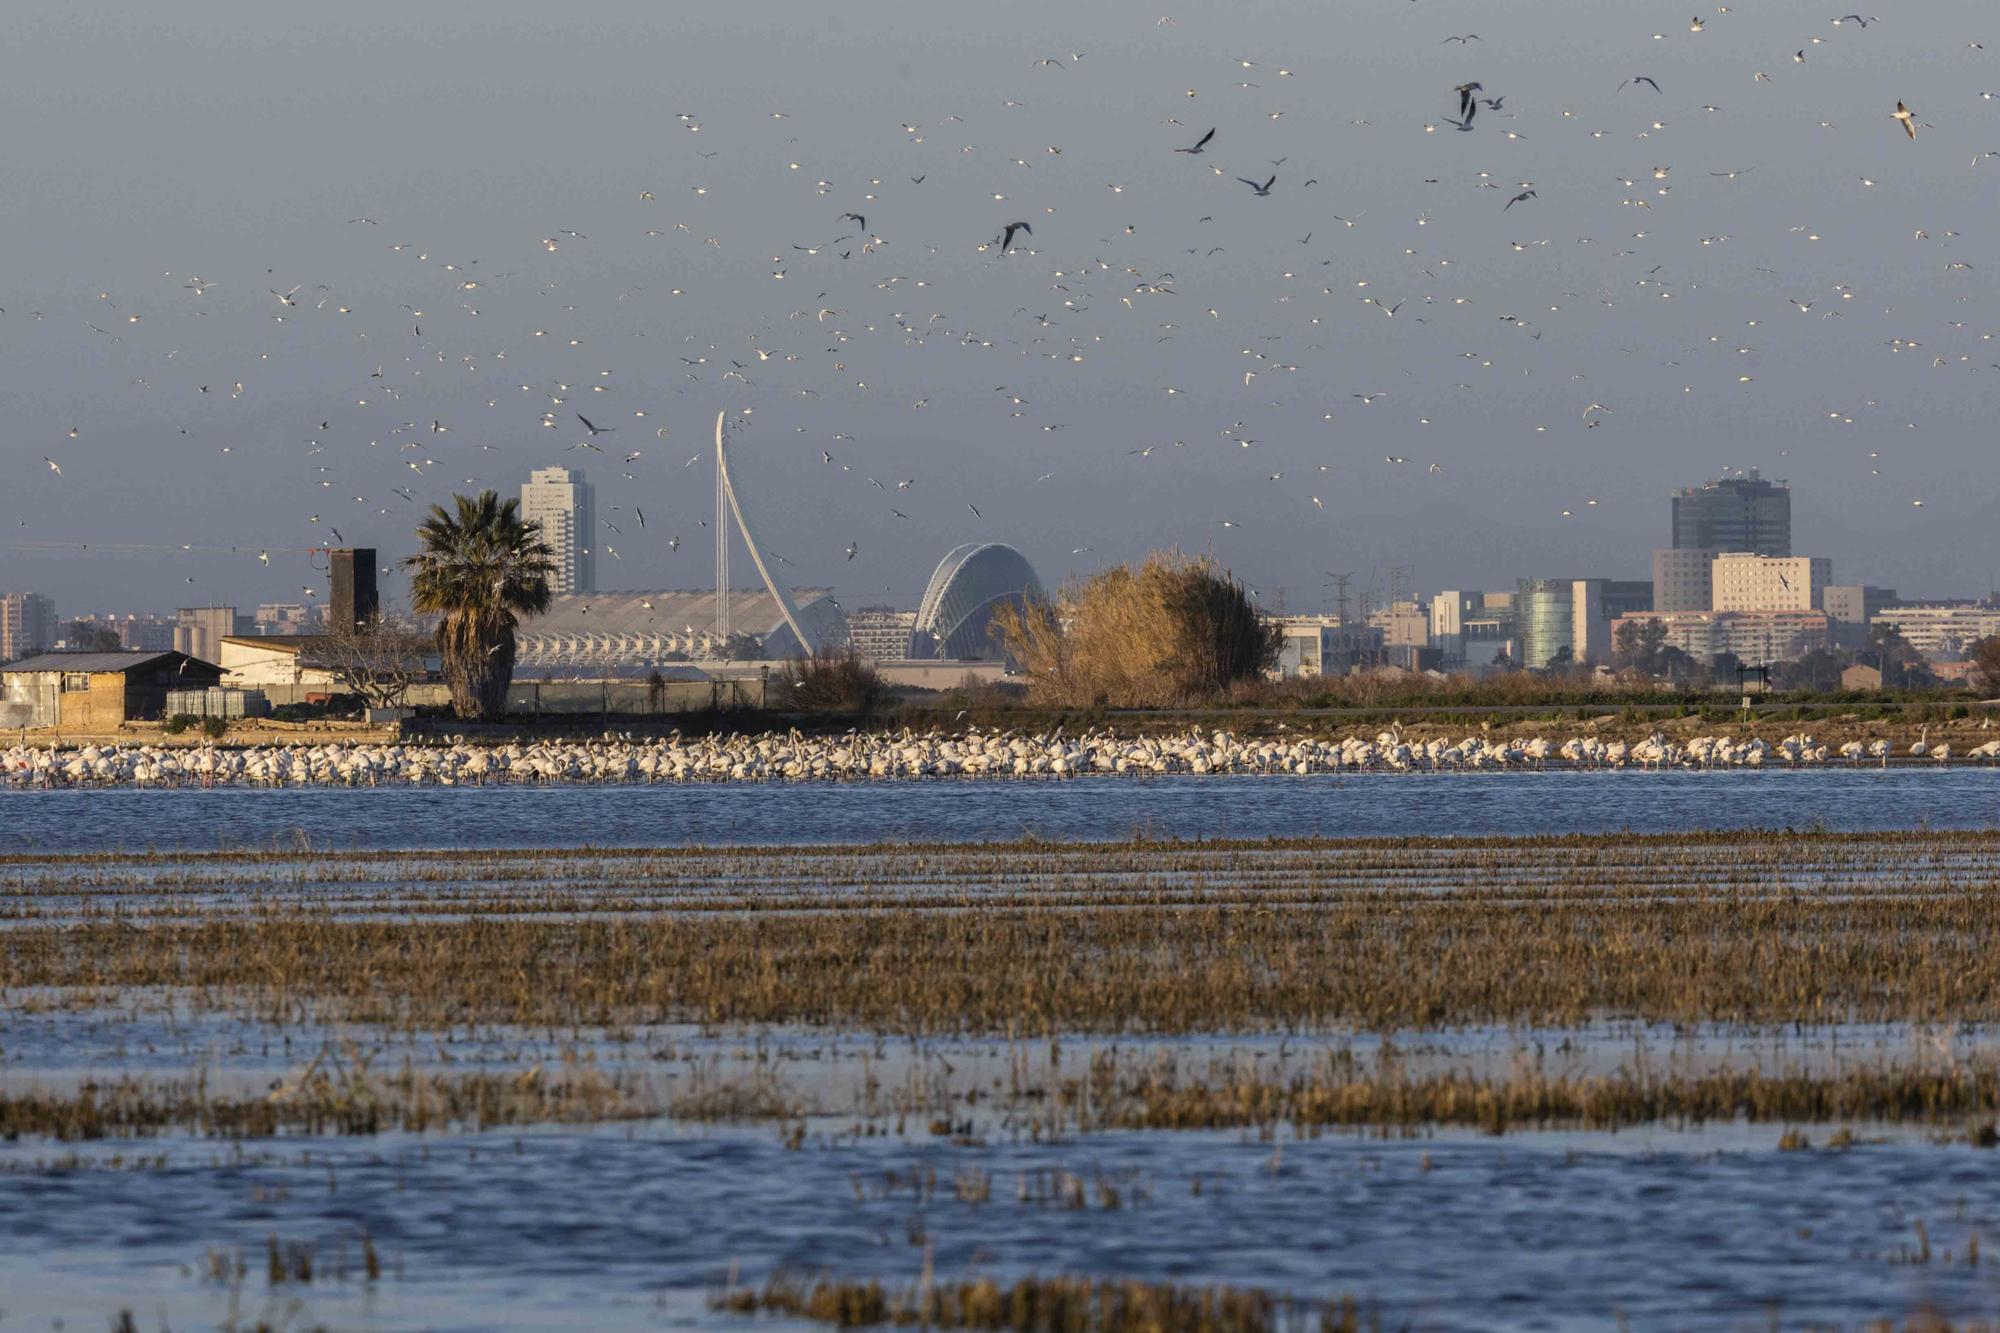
(4, 0, 1997, 616)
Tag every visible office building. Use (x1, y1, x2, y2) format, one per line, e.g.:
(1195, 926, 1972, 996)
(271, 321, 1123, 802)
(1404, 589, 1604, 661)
(1822, 585, 1898, 647)
(1431, 591, 1520, 669)
(328, 547, 379, 630)
(1429, 591, 1479, 653)
(1518, 578, 1645, 669)
(1611, 611, 1833, 667)
(846, 607, 919, 662)
(0, 592, 58, 663)
(1719, 610, 1833, 664)
(1270, 618, 1385, 679)
(116, 617, 176, 652)
(1871, 604, 2000, 661)
(68, 614, 174, 653)
(1710, 554, 1831, 613)
(1367, 599, 1430, 650)
(1653, 548, 1717, 614)
(1672, 470, 1791, 556)
(253, 604, 318, 636)
(172, 607, 240, 665)
(1601, 579, 1654, 620)
(521, 465, 596, 596)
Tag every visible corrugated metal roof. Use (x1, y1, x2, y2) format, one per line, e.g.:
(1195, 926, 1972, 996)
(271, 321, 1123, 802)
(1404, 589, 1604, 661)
(219, 636, 317, 652)
(1, 651, 217, 674)
(520, 589, 834, 638)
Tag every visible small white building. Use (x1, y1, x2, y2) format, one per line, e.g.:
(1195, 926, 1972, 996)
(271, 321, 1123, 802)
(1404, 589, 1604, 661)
(218, 636, 344, 688)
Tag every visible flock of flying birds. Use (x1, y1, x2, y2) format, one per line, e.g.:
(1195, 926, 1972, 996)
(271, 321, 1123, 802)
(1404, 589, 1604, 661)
(9, 6, 1999, 609)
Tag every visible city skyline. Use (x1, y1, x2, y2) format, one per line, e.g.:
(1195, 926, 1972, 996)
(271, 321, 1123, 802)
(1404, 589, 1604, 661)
(4, 461, 1982, 631)
(5, 0, 1999, 616)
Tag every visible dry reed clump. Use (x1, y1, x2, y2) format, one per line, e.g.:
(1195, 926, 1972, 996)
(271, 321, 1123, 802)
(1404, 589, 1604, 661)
(995, 551, 1276, 708)
(712, 1271, 1373, 1332)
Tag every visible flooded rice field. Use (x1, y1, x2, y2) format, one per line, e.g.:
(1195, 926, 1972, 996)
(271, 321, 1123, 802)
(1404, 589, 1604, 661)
(7, 834, 2000, 1328)
(2, 764, 1999, 853)
(9, 1121, 2000, 1331)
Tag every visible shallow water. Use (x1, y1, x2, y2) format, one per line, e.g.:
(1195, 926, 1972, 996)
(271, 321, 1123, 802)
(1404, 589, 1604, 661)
(6, 1123, 2000, 1331)
(9, 995, 2000, 1329)
(3, 766, 1998, 852)
(11, 790, 2000, 1328)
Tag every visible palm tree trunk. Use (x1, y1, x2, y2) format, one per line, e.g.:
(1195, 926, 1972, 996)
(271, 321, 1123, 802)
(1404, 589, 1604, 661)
(437, 613, 512, 721)
(479, 630, 516, 720)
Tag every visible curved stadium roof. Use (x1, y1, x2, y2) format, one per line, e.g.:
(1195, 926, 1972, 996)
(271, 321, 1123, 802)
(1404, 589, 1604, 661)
(908, 543, 1045, 660)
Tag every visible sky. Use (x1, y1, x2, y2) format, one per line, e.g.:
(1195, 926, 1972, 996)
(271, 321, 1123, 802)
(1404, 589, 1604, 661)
(5, 0, 2000, 619)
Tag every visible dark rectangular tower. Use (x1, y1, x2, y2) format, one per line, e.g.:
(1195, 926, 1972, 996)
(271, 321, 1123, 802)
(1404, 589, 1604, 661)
(329, 548, 379, 630)
(1670, 470, 1790, 556)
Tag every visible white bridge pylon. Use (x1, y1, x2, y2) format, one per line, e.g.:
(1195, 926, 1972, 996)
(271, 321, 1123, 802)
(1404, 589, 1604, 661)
(714, 409, 819, 654)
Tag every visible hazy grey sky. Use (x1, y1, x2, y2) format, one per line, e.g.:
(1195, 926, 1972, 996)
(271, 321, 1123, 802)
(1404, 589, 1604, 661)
(6, 0, 2000, 616)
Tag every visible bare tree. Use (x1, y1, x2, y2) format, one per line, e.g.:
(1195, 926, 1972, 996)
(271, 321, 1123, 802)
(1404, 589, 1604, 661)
(313, 614, 435, 709)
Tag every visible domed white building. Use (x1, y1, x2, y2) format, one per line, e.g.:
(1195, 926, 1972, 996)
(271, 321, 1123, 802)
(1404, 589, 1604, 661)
(906, 543, 1045, 661)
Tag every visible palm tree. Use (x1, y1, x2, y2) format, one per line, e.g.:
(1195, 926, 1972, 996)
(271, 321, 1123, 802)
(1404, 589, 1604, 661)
(401, 491, 555, 720)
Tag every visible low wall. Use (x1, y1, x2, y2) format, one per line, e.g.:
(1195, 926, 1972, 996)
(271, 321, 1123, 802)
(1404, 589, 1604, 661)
(506, 679, 767, 715)
(246, 679, 765, 714)
(874, 661, 1011, 690)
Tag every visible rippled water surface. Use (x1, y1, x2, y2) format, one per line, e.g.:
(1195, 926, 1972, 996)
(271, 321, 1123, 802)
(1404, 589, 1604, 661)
(10, 777, 2000, 1328)
(5, 1124, 1999, 1331)
(4, 766, 1999, 852)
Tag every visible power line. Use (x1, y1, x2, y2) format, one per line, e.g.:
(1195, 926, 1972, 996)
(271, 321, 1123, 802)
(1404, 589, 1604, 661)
(0, 540, 322, 558)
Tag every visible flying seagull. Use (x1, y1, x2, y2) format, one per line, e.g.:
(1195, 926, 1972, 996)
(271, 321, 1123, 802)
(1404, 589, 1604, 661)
(576, 413, 613, 436)
(1236, 174, 1277, 196)
(1893, 100, 1917, 139)
(1000, 220, 1033, 249)
(1174, 127, 1216, 154)
(1619, 76, 1663, 93)
(1455, 81, 1483, 118)
(1505, 188, 1537, 210)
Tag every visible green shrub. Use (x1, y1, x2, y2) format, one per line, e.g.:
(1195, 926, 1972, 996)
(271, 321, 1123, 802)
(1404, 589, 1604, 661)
(200, 716, 227, 739)
(163, 714, 197, 735)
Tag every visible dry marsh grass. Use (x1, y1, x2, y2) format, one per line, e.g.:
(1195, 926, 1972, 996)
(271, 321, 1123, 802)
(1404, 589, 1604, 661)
(0, 1056, 643, 1141)
(8, 832, 2000, 1035)
(1065, 1051, 2000, 1135)
(712, 1271, 1376, 1332)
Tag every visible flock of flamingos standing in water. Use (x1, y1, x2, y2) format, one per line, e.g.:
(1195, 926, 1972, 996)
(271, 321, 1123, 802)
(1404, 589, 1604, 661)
(2, 726, 1997, 787)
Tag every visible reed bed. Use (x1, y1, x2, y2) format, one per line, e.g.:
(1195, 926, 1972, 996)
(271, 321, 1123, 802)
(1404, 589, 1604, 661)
(7, 832, 2000, 1033)
(712, 1271, 1373, 1332)
(0, 1057, 644, 1141)
(16, 1041, 2000, 1138)
(1064, 1052, 2000, 1135)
